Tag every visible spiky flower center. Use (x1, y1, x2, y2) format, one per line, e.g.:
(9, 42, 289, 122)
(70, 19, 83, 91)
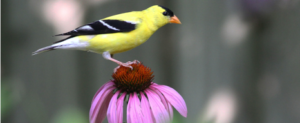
(112, 63, 154, 92)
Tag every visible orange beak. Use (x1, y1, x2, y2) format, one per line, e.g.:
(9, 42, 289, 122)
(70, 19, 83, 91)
(169, 15, 181, 24)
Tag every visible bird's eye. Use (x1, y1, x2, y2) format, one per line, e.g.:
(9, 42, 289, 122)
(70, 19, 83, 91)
(163, 11, 168, 16)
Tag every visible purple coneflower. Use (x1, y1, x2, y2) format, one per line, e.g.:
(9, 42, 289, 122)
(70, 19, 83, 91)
(89, 62, 187, 123)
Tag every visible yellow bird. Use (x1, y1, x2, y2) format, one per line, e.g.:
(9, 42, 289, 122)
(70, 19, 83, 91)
(32, 5, 181, 68)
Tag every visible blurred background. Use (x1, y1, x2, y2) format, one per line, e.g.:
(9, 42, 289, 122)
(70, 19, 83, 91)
(2, 0, 300, 123)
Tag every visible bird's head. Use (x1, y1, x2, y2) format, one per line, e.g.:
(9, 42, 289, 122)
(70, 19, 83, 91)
(144, 5, 181, 29)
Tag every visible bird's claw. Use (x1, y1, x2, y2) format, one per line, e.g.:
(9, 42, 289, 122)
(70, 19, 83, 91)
(124, 60, 140, 65)
(113, 66, 120, 73)
(132, 60, 140, 64)
(114, 61, 138, 73)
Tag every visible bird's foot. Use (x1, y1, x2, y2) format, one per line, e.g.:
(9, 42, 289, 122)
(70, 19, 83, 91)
(124, 60, 140, 65)
(132, 60, 140, 64)
(113, 60, 140, 73)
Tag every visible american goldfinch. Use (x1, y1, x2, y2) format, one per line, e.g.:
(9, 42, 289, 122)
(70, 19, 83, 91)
(32, 5, 181, 68)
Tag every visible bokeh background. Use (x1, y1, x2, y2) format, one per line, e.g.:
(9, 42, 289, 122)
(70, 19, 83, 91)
(2, 0, 300, 123)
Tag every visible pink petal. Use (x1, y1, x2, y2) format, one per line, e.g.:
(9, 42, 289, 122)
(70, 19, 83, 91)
(140, 92, 154, 123)
(107, 91, 120, 123)
(90, 82, 115, 123)
(127, 92, 144, 123)
(167, 102, 173, 120)
(150, 84, 174, 119)
(116, 92, 126, 123)
(151, 84, 187, 117)
(150, 88, 173, 121)
(127, 93, 132, 123)
(92, 81, 114, 102)
(144, 89, 170, 123)
(90, 82, 114, 117)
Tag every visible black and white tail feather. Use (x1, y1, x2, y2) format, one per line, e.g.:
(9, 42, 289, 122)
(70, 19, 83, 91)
(32, 36, 76, 55)
(32, 45, 56, 55)
(32, 36, 90, 55)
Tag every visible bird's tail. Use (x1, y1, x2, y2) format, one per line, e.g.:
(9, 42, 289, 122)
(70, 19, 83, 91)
(32, 36, 89, 55)
(32, 45, 56, 55)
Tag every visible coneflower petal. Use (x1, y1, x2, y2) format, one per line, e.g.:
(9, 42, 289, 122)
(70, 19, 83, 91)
(116, 92, 126, 123)
(107, 91, 120, 123)
(140, 92, 154, 123)
(145, 89, 170, 123)
(151, 84, 187, 117)
(127, 93, 132, 123)
(92, 81, 114, 102)
(90, 82, 114, 117)
(129, 92, 144, 123)
(150, 87, 173, 121)
(167, 102, 173, 120)
(90, 82, 115, 123)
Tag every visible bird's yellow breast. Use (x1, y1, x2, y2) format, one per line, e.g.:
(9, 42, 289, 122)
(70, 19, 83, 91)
(77, 22, 153, 54)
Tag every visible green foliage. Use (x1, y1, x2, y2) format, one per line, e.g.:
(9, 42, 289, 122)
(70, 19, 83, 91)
(51, 107, 88, 123)
(1, 80, 13, 118)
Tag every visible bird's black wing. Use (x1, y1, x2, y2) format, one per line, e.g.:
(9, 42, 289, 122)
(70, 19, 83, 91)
(55, 20, 137, 36)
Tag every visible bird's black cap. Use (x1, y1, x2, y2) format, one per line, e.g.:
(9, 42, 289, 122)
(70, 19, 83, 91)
(158, 5, 174, 17)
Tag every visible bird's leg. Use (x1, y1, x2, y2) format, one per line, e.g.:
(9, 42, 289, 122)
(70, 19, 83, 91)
(102, 52, 133, 71)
